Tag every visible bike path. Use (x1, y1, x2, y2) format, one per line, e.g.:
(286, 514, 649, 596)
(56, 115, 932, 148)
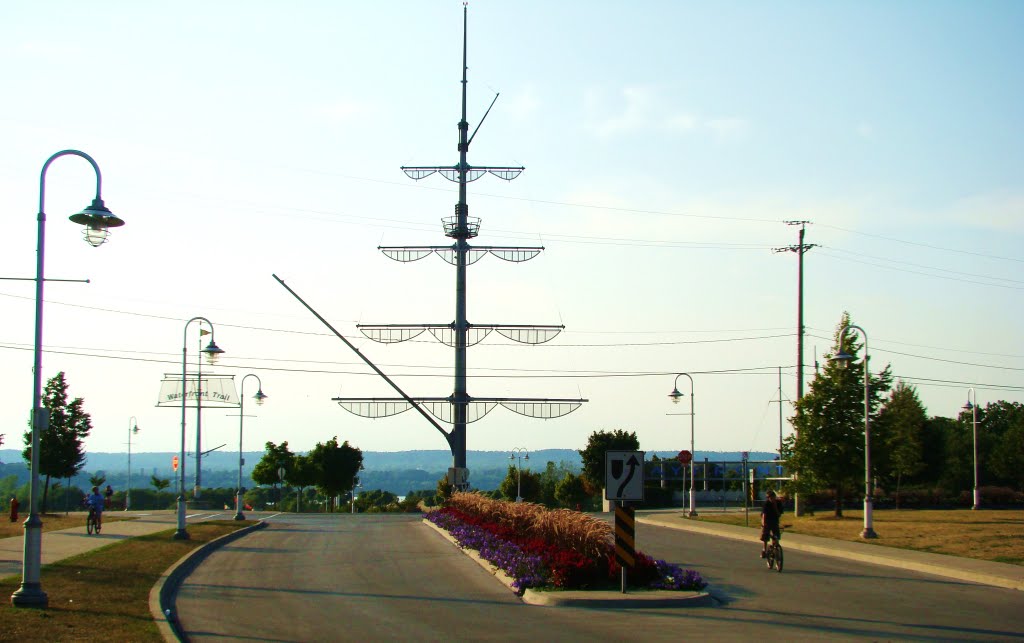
(637, 509, 1024, 592)
(0, 511, 213, 580)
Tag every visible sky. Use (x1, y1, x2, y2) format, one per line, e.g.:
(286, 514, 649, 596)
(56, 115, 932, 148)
(1, 1, 1021, 467)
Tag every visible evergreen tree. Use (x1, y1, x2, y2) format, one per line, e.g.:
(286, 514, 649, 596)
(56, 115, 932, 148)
(874, 381, 926, 507)
(22, 372, 92, 512)
(784, 313, 892, 516)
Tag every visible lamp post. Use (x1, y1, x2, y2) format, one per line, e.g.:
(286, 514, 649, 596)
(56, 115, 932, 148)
(235, 375, 267, 520)
(832, 323, 878, 539)
(351, 482, 362, 513)
(668, 373, 697, 517)
(12, 150, 124, 609)
(176, 317, 224, 540)
(126, 417, 140, 511)
(509, 448, 529, 502)
(964, 388, 980, 510)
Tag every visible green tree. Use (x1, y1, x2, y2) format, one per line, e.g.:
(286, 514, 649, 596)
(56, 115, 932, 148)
(89, 474, 107, 489)
(979, 401, 1024, 490)
(436, 475, 453, 503)
(307, 437, 363, 511)
(874, 381, 926, 507)
(498, 464, 542, 502)
(289, 454, 317, 512)
(22, 372, 93, 512)
(918, 416, 955, 488)
(578, 429, 640, 490)
(150, 475, 171, 492)
(785, 313, 893, 516)
(554, 473, 588, 509)
(252, 441, 295, 487)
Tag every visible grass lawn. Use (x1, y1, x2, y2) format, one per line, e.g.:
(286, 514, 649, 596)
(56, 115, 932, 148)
(0, 512, 129, 539)
(693, 508, 1024, 565)
(0, 521, 251, 642)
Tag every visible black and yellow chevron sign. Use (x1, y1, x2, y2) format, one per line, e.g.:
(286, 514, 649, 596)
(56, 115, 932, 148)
(614, 504, 636, 568)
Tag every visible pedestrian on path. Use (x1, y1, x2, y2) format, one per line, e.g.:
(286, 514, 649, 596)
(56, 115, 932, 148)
(9, 496, 18, 522)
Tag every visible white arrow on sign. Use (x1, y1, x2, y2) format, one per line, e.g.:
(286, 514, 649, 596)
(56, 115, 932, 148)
(605, 450, 645, 501)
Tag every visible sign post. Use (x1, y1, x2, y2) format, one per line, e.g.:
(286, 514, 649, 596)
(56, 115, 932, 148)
(605, 450, 644, 593)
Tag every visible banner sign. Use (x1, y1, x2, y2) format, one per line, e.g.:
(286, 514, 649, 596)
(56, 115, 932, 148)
(156, 373, 240, 408)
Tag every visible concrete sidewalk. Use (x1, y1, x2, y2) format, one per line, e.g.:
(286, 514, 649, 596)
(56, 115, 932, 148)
(637, 509, 1024, 592)
(0, 511, 183, 580)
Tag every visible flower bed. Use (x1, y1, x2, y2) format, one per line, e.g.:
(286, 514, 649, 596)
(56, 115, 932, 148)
(427, 492, 706, 593)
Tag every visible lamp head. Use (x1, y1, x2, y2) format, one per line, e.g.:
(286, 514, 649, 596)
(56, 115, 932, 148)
(963, 401, 974, 412)
(831, 349, 854, 369)
(524, 453, 529, 461)
(254, 389, 268, 406)
(203, 340, 225, 365)
(669, 387, 683, 404)
(70, 198, 124, 247)
(132, 425, 140, 435)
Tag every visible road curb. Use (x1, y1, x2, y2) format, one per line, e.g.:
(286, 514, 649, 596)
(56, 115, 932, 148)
(149, 520, 269, 642)
(422, 518, 712, 608)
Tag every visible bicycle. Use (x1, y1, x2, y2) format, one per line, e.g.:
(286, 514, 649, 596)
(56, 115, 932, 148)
(86, 507, 101, 535)
(765, 528, 784, 572)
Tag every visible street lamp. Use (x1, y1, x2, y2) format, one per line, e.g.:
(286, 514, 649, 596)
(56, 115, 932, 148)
(832, 323, 878, 539)
(669, 373, 697, 517)
(175, 317, 224, 540)
(126, 417, 140, 511)
(234, 375, 266, 520)
(509, 448, 529, 502)
(12, 150, 124, 609)
(964, 389, 980, 510)
(351, 481, 362, 513)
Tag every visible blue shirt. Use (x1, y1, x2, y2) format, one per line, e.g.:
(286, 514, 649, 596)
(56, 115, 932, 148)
(86, 493, 104, 513)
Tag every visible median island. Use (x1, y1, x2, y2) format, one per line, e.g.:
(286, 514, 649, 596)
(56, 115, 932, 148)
(424, 492, 709, 606)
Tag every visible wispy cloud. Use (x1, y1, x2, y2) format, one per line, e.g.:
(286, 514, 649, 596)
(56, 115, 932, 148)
(585, 85, 749, 142)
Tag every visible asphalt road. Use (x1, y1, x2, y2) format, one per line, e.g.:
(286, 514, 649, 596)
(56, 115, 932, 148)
(174, 513, 1024, 641)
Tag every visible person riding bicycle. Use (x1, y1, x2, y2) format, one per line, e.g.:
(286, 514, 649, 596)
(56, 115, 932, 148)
(760, 488, 782, 558)
(86, 486, 105, 530)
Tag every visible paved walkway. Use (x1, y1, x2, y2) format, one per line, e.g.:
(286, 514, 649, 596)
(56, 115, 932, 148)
(637, 509, 1024, 591)
(0, 511, 188, 580)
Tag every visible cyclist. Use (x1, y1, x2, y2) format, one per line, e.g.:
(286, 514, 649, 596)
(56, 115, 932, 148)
(759, 488, 782, 558)
(86, 486, 105, 531)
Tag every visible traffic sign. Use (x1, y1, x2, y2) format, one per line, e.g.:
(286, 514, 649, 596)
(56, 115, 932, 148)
(277, 466, 286, 482)
(605, 450, 645, 501)
(676, 450, 692, 465)
(172, 455, 179, 472)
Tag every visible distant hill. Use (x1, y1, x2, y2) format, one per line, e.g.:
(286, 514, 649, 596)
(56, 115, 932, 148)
(0, 449, 777, 495)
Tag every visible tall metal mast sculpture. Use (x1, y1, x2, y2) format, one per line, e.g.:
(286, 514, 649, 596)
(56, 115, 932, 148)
(333, 7, 585, 488)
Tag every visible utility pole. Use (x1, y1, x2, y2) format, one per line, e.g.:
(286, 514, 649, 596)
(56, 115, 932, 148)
(774, 221, 817, 402)
(774, 221, 816, 515)
(327, 7, 586, 489)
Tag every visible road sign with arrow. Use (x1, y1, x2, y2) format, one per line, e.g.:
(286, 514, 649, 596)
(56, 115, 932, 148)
(605, 450, 645, 501)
